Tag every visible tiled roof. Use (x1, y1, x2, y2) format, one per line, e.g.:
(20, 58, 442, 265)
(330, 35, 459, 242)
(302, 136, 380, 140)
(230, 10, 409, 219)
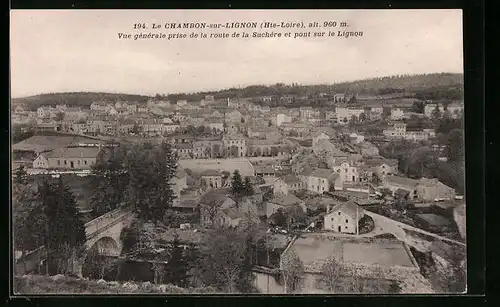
(269, 194, 304, 207)
(200, 169, 222, 177)
(46, 147, 100, 159)
(281, 174, 302, 185)
(385, 175, 418, 187)
(326, 201, 362, 219)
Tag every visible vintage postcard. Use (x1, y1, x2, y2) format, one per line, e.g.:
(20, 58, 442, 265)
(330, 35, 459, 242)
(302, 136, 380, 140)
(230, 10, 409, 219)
(11, 9, 466, 294)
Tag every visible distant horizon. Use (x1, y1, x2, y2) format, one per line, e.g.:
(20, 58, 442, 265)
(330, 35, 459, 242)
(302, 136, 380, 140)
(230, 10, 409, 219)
(11, 71, 463, 100)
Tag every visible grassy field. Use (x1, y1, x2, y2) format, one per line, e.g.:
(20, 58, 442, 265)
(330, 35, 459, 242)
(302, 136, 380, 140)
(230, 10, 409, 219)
(14, 275, 217, 294)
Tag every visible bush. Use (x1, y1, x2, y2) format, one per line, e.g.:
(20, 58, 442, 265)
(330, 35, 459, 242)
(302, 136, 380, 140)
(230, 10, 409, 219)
(358, 215, 375, 234)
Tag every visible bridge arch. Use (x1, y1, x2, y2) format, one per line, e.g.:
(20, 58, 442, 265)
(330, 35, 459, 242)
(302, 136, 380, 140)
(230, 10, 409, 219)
(89, 236, 120, 257)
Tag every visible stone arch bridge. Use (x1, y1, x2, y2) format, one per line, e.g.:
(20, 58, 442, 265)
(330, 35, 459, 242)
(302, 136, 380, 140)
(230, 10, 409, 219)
(15, 208, 136, 276)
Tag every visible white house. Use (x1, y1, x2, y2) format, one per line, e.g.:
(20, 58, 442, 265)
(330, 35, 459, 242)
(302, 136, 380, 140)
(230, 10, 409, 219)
(324, 201, 364, 234)
(332, 160, 360, 183)
(390, 108, 405, 121)
(277, 113, 292, 127)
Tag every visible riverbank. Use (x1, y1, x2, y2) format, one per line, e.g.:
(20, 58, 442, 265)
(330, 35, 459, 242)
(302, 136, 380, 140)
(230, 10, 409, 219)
(14, 274, 217, 294)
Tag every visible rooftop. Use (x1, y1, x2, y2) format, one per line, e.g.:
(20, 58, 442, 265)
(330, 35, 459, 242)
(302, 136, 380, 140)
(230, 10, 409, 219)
(384, 175, 418, 187)
(268, 194, 304, 207)
(178, 158, 255, 178)
(45, 147, 101, 159)
(287, 235, 416, 273)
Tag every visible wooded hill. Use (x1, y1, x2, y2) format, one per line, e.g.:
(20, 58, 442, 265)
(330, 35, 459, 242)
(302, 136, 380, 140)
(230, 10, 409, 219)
(11, 73, 463, 109)
(12, 92, 150, 109)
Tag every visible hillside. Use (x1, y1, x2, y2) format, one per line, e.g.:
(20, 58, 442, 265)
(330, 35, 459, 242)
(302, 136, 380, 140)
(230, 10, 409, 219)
(11, 73, 463, 110)
(12, 92, 151, 109)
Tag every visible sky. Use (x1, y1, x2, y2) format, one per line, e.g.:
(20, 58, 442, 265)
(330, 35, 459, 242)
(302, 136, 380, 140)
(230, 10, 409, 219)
(10, 9, 463, 98)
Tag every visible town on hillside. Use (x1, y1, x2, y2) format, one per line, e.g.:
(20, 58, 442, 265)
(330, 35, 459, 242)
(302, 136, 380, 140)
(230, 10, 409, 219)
(12, 82, 466, 294)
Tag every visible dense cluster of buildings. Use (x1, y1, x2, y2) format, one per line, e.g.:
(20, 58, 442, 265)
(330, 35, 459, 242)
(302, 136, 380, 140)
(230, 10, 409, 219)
(12, 95, 463, 236)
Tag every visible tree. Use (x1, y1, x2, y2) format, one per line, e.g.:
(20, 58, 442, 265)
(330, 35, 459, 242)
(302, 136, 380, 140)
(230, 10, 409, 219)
(317, 256, 344, 292)
(348, 95, 357, 104)
(12, 183, 46, 253)
(243, 176, 254, 196)
(165, 232, 189, 287)
(90, 146, 129, 215)
(194, 227, 247, 293)
(82, 246, 118, 280)
(231, 170, 245, 198)
(358, 112, 367, 123)
(241, 117, 245, 123)
(269, 208, 287, 228)
(411, 100, 425, 114)
(14, 165, 28, 185)
(55, 111, 65, 122)
(445, 129, 464, 162)
(281, 250, 305, 293)
(432, 105, 442, 119)
(268, 120, 272, 127)
(286, 205, 307, 231)
(125, 142, 178, 223)
(40, 179, 87, 274)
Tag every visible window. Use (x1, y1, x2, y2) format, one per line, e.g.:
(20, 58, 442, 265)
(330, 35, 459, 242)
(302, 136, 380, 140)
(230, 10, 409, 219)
(331, 218, 334, 222)
(346, 219, 348, 223)
(338, 212, 341, 215)
(84, 160, 87, 165)
(57, 160, 60, 165)
(64, 160, 67, 165)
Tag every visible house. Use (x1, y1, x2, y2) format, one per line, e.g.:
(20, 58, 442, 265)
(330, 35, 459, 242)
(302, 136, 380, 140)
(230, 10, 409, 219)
(205, 95, 215, 102)
(170, 169, 188, 203)
(276, 114, 292, 127)
(266, 194, 306, 217)
(279, 123, 311, 137)
(314, 140, 349, 161)
(223, 134, 247, 158)
(273, 174, 303, 196)
(446, 103, 464, 119)
(383, 175, 419, 200)
(335, 106, 365, 124)
(299, 107, 320, 120)
(390, 108, 405, 121)
(205, 119, 224, 133)
(200, 169, 224, 189)
(177, 100, 188, 106)
(366, 158, 398, 178)
(312, 132, 330, 147)
(175, 143, 195, 159)
(14, 104, 28, 114)
(254, 164, 276, 180)
(162, 124, 180, 134)
(300, 168, 343, 194)
(357, 141, 379, 157)
(332, 160, 360, 183)
(225, 109, 243, 123)
(323, 201, 364, 234)
(40, 147, 101, 170)
(246, 139, 282, 157)
(200, 190, 259, 227)
(424, 103, 445, 118)
(248, 126, 277, 139)
(416, 178, 456, 201)
(90, 101, 110, 112)
(383, 122, 407, 138)
(37, 106, 57, 118)
(117, 120, 136, 135)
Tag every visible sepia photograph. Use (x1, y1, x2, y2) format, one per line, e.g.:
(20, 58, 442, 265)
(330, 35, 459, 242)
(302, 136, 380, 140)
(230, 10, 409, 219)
(11, 9, 466, 295)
